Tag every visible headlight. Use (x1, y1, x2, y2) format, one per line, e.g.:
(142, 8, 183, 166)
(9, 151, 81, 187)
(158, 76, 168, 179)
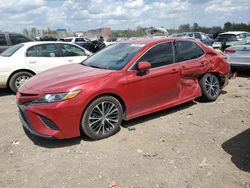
(34, 90, 81, 104)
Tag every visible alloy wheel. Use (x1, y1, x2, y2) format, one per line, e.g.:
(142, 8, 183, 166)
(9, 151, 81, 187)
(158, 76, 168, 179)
(88, 101, 119, 135)
(205, 74, 220, 97)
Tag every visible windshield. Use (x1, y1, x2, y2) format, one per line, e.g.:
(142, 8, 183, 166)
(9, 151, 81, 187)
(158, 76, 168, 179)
(0, 43, 24, 57)
(82, 43, 144, 70)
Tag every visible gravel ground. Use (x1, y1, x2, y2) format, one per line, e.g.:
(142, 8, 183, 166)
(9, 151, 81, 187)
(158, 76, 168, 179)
(0, 71, 249, 188)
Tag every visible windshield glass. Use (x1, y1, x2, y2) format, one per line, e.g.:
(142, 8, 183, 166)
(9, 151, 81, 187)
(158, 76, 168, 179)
(0, 43, 24, 57)
(82, 43, 144, 70)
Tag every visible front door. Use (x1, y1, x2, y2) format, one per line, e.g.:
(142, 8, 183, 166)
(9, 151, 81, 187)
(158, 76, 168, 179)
(59, 43, 88, 64)
(125, 41, 181, 116)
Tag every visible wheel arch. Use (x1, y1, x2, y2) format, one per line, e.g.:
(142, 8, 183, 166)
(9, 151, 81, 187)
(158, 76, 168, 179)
(79, 92, 127, 136)
(6, 69, 36, 88)
(199, 72, 224, 88)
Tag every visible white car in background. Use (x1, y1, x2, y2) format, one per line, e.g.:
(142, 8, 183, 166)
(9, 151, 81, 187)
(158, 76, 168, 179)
(0, 41, 91, 93)
(212, 31, 250, 49)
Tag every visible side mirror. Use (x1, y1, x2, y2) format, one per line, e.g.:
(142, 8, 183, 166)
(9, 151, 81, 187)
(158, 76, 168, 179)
(138, 61, 151, 71)
(136, 61, 151, 76)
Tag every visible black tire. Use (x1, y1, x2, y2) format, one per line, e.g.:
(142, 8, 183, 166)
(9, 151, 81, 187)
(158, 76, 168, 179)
(9, 71, 34, 93)
(199, 73, 221, 102)
(81, 96, 123, 140)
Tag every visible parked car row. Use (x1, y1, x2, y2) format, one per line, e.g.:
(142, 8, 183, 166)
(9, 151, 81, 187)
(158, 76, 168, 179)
(173, 31, 250, 70)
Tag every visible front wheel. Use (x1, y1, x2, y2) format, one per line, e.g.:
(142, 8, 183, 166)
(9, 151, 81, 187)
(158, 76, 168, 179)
(9, 71, 34, 93)
(199, 73, 221, 102)
(81, 96, 123, 140)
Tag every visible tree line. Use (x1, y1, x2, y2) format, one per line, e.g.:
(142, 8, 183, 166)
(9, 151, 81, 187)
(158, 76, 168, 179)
(111, 22, 250, 38)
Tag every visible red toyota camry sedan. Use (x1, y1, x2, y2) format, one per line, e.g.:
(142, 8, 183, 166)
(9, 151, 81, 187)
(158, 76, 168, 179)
(16, 38, 230, 140)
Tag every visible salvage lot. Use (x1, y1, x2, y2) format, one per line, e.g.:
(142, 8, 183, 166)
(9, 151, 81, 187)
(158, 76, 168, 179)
(0, 72, 249, 188)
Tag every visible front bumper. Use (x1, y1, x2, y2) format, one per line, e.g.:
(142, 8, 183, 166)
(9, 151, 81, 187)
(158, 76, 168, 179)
(16, 92, 88, 139)
(18, 104, 53, 138)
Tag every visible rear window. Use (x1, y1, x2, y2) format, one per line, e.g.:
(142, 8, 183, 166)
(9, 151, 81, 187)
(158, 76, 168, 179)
(215, 34, 237, 42)
(0, 43, 24, 57)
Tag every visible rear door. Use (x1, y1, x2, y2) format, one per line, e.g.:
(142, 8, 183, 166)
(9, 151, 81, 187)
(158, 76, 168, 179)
(59, 43, 88, 64)
(25, 43, 65, 73)
(175, 40, 210, 99)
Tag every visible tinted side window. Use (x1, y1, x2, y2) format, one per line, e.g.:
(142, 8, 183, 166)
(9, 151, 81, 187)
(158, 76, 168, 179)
(9, 34, 30, 45)
(175, 41, 204, 62)
(0, 34, 7, 45)
(137, 42, 174, 68)
(26, 44, 60, 57)
(60, 44, 86, 57)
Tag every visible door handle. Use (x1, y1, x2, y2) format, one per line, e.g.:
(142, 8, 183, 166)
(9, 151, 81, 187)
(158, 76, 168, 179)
(170, 69, 179, 74)
(29, 61, 37, 64)
(68, 59, 73, 62)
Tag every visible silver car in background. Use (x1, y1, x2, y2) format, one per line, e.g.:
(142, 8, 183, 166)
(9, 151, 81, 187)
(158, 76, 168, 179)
(224, 37, 250, 69)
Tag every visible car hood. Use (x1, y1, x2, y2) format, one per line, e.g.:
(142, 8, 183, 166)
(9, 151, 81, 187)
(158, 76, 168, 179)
(20, 64, 114, 93)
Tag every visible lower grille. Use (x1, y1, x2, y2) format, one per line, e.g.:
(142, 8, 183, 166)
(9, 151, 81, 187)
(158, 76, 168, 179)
(39, 115, 59, 130)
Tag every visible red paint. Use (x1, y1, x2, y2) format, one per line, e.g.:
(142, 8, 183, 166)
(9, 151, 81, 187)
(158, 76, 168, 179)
(16, 38, 230, 139)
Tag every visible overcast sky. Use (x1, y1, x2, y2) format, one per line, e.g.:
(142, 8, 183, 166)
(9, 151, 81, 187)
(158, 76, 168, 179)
(0, 0, 249, 32)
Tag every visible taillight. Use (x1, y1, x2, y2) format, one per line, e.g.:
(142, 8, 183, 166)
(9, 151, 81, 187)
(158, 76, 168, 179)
(224, 49, 235, 54)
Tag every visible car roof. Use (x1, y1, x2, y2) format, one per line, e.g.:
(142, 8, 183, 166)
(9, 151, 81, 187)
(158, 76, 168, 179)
(21, 41, 79, 47)
(220, 31, 248, 35)
(120, 37, 196, 45)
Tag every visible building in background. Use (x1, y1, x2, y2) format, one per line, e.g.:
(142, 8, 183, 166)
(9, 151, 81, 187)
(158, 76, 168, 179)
(73, 27, 112, 40)
(56, 29, 68, 38)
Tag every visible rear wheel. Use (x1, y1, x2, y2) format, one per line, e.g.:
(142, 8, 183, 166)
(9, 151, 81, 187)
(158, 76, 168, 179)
(199, 73, 221, 102)
(9, 71, 33, 93)
(81, 96, 123, 140)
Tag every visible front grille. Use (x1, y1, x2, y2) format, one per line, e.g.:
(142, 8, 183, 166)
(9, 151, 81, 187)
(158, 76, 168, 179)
(20, 93, 38, 97)
(39, 115, 59, 130)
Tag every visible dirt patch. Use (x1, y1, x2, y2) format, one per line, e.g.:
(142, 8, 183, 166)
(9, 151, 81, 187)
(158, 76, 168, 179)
(0, 72, 249, 188)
